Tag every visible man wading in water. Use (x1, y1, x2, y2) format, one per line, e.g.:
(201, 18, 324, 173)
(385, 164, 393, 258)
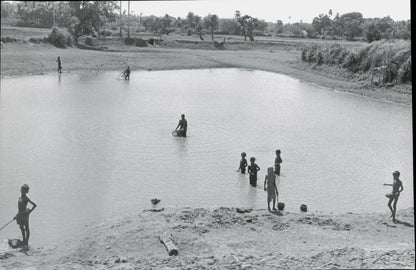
(384, 171, 404, 222)
(122, 66, 131, 80)
(175, 114, 188, 137)
(15, 184, 37, 250)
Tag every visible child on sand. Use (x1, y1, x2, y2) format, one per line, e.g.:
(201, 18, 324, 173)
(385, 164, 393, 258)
(248, 157, 260, 187)
(14, 184, 37, 250)
(383, 171, 404, 222)
(236, 152, 248, 174)
(274, 149, 282, 176)
(264, 167, 279, 211)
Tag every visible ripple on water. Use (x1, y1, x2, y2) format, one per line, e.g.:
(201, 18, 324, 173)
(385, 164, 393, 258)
(68, 117, 238, 162)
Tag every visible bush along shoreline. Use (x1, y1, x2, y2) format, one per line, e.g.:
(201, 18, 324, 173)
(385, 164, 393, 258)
(301, 39, 412, 86)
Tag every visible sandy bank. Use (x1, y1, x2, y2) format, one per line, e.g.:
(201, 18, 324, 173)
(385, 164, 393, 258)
(1, 207, 414, 269)
(0, 42, 411, 106)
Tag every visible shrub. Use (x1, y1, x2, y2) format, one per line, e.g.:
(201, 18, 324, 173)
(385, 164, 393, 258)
(49, 27, 72, 48)
(342, 52, 360, 72)
(124, 37, 135, 45)
(100, 30, 112, 37)
(1, 36, 17, 43)
(29, 37, 49, 44)
(135, 38, 147, 47)
(301, 39, 411, 84)
(85, 37, 93, 46)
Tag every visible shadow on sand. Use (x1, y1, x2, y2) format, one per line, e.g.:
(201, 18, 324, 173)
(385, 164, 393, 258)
(393, 219, 414, 227)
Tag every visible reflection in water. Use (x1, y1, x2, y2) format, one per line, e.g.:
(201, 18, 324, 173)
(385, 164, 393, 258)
(173, 136, 188, 159)
(58, 73, 61, 85)
(247, 186, 258, 208)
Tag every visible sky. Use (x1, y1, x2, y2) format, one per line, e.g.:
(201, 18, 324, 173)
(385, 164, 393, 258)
(122, 0, 411, 23)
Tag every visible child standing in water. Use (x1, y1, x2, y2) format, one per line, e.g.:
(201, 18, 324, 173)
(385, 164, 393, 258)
(274, 149, 282, 176)
(384, 171, 404, 222)
(15, 184, 37, 250)
(248, 157, 260, 187)
(236, 152, 248, 174)
(264, 167, 278, 211)
(56, 56, 62, 73)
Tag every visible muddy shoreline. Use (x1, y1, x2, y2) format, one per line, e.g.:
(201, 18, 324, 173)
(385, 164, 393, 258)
(1, 207, 414, 269)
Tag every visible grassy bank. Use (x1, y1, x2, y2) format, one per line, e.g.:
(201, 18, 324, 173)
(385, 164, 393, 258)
(301, 39, 412, 85)
(1, 207, 414, 269)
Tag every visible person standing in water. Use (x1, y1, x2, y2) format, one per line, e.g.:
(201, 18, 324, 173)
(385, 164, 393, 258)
(236, 152, 248, 174)
(56, 56, 62, 73)
(248, 157, 260, 187)
(14, 184, 37, 250)
(122, 66, 131, 80)
(274, 149, 282, 176)
(264, 167, 279, 211)
(175, 114, 188, 137)
(384, 171, 404, 222)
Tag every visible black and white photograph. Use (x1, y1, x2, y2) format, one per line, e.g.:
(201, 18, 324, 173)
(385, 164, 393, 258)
(0, 0, 413, 269)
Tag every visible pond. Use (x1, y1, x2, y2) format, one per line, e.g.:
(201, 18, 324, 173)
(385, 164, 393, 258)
(0, 68, 413, 246)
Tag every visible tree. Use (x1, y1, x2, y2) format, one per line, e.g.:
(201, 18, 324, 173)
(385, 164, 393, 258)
(236, 14, 259, 41)
(275, 20, 284, 34)
(159, 14, 173, 35)
(285, 23, 305, 37)
(195, 20, 204, 40)
(16, 1, 54, 28)
(1, 1, 16, 19)
(219, 18, 240, 35)
(142, 15, 158, 32)
(338, 12, 363, 40)
(388, 20, 411, 40)
(68, 1, 118, 40)
(186, 12, 196, 29)
(203, 14, 218, 40)
(312, 14, 332, 35)
(362, 21, 381, 42)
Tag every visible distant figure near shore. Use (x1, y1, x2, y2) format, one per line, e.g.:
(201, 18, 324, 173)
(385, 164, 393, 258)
(384, 171, 404, 222)
(274, 149, 282, 176)
(56, 56, 62, 73)
(15, 184, 37, 250)
(248, 157, 260, 187)
(174, 114, 187, 137)
(236, 152, 248, 174)
(264, 167, 278, 211)
(122, 66, 130, 80)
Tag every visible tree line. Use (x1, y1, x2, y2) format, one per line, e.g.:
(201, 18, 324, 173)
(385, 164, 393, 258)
(1, 1, 411, 42)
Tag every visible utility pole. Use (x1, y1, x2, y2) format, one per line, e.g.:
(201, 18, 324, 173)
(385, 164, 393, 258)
(119, 0, 122, 37)
(127, 0, 130, 38)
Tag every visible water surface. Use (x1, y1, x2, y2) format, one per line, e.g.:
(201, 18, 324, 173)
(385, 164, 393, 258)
(0, 69, 413, 246)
